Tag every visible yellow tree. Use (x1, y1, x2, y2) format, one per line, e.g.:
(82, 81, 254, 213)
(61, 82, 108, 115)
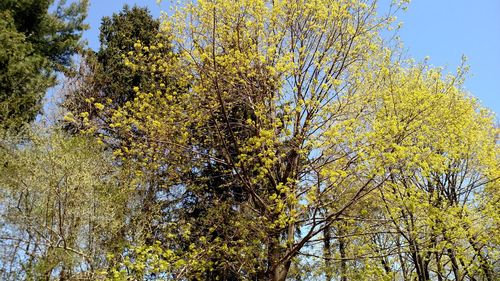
(103, 0, 398, 279)
(69, 0, 499, 280)
(98, 0, 409, 279)
(375, 67, 499, 281)
(334, 62, 500, 280)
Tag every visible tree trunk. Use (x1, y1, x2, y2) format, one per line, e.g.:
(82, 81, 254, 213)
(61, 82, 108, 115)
(338, 223, 347, 281)
(323, 226, 333, 281)
(266, 231, 291, 281)
(409, 239, 430, 281)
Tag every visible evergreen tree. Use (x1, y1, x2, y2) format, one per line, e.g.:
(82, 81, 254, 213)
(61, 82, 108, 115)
(63, 5, 161, 121)
(0, 0, 88, 130)
(97, 5, 161, 106)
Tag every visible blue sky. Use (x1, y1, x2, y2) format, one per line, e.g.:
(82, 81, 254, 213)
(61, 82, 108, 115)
(396, 0, 500, 116)
(82, 0, 500, 115)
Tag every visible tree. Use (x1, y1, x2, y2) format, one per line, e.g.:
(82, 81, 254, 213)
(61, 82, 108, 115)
(63, 5, 161, 121)
(0, 129, 129, 280)
(0, 0, 88, 130)
(63, 1, 499, 280)
(62, 7, 191, 273)
(80, 0, 409, 279)
(63, 2, 180, 244)
(316, 63, 499, 281)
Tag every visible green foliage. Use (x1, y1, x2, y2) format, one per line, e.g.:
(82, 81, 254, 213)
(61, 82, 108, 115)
(0, 0, 88, 131)
(0, 1, 498, 281)
(83, 0, 496, 279)
(97, 5, 161, 106)
(0, 13, 52, 131)
(63, 5, 161, 124)
(0, 128, 128, 280)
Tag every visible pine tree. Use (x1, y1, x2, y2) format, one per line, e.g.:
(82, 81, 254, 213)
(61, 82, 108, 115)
(0, 0, 88, 130)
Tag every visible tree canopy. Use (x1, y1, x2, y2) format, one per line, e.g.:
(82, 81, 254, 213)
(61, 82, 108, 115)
(0, 0, 88, 131)
(0, 1, 498, 280)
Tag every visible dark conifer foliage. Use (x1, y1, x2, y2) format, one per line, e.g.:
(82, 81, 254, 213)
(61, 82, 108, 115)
(0, 0, 88, 130)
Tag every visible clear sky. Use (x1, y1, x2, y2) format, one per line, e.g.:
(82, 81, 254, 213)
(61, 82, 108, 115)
(82, 0, 500, 115)
(396, 0, 500, 116)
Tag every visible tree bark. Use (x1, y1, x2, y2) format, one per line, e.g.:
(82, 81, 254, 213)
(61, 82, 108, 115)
(338, 222, 347, 281)
(323, 226, 333, 281)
